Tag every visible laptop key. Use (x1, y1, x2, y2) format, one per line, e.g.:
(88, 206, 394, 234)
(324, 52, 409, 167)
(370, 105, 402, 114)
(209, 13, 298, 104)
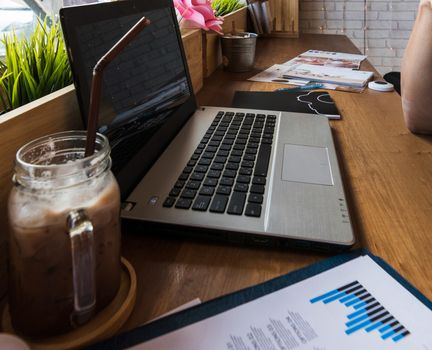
(209, 141, 220, 147)
(178, 172, 189, 181)
(254, 144, 271, 177)
(183, 166, 194, 174)
(195, 165, 208, 173)
(241, 160, 254, 168)
(169, 188, 181, 197)
(210, 163, 224, 171)
(210, 194, 229, 213)
(163, 197, 176, 208)
(175, 198, 193, 209)
(181, 189, 197, 199)
(199, 186, 215, 196)
(250, 184, 265, 194)
(231, 150, 243, 156)
(198, 158, 211, 166)
(223, 170, 237, 178)
(227, 192, 246, 215)
(217, 185, 232, 195)
(252, 176, 266, 185)
(220, 177, 234, 186)
(214, 156, 227, 163)
(228, 156, 241, 163)
(244, 154, 255, 161)
(174, 180, 185, 188)
(208, 170, 221, 178)
(186, 181, 201, 190)
(202, 152, 215, 159)
(217, 150, 230, 157)
(237, 175, 251, 184)
(248, 193, 263, 204)
(239, 167, 252, 176)
(234, 183, 248, 192)
(204, 178, 218, 187)
(245, 203, 261, 217)
(192, 196, 211, 211)
(190, 172, 205, 181)
(226, 162, 239, 171)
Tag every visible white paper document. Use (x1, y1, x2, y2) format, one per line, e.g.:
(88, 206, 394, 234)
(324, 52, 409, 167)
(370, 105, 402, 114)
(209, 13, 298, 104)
(248, 64, 310, 86)
(129, 255, 432, 350)
(283, 64, 374, 87)
(283, 50, 367, 70)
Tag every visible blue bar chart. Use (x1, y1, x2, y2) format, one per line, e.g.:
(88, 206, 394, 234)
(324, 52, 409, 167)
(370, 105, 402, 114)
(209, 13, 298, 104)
(310, 281, 410, 343)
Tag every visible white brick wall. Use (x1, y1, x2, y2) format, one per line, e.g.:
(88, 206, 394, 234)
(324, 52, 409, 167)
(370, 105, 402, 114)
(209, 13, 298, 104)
(299, 0, 419, 75)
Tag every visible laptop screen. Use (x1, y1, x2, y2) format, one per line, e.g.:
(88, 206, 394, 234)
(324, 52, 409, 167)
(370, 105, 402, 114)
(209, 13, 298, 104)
(60, 0, 197, 197)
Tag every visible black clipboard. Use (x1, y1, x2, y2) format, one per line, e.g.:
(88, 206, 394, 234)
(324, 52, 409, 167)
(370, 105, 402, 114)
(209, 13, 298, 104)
(232, 90, 341, 119)
(88, 249, 432, 349)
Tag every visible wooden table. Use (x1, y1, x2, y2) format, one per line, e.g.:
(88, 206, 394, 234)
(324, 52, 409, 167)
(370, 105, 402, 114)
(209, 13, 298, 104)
(121, 34, 432, 332)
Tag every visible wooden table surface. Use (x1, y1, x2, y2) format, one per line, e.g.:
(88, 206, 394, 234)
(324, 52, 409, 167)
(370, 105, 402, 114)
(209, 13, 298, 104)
(121, 34, 432, 332)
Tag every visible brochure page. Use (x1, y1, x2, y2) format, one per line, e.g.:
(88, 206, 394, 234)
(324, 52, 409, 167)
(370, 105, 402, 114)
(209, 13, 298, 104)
(129, 255, 432, 350)
(282, 64, 374, 87)
(284, 50, 367, 69)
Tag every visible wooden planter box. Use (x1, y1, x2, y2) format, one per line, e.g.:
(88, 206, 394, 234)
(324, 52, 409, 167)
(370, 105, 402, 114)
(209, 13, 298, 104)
(181, 29, 204, 93)
(201, 2, 299, 77)
(203, 7, 248, 78)
(0, 85, 82, 299)
(268, 0, 299, 38)
(0, 29, 204, 298)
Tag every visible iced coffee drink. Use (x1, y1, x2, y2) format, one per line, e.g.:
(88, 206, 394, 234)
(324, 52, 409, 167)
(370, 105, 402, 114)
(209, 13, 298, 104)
(8, 131, 121, 338)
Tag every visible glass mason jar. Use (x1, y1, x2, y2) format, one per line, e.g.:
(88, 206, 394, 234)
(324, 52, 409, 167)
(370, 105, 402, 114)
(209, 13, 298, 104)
(8, 131, 121, 338)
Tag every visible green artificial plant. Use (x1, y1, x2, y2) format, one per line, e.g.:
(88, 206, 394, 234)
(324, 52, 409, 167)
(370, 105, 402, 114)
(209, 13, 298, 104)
(0, 18, 72, 113)
(212, 0, 245, 17)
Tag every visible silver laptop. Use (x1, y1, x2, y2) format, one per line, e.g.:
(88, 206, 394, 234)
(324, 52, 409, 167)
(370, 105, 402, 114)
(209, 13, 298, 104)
(60, 0, 355, 251)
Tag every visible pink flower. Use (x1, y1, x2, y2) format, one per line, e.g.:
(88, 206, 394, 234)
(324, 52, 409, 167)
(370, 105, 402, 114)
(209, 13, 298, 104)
(174, 0, 223, 34)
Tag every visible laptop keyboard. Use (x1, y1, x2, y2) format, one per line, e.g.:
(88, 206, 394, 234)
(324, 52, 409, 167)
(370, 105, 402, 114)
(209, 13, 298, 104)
(163, 111, 276, 217)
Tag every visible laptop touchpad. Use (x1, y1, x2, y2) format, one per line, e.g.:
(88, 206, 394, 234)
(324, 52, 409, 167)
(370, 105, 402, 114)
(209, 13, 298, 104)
(282, 144, 334, 186)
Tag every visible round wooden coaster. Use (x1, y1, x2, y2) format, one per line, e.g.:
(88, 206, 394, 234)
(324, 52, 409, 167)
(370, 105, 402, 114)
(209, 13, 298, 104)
(2, 257, 137, 350)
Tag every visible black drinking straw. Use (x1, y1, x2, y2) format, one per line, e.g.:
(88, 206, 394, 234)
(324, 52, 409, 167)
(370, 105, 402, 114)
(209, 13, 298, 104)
(85, 17, 151, 157)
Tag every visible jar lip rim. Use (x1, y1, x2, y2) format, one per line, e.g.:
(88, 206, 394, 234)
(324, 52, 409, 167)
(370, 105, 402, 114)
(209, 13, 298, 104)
(16, 131, 109, 170)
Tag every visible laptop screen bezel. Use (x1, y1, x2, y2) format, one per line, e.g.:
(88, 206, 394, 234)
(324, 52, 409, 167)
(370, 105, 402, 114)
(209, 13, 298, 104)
(60, 0, 198, 199)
